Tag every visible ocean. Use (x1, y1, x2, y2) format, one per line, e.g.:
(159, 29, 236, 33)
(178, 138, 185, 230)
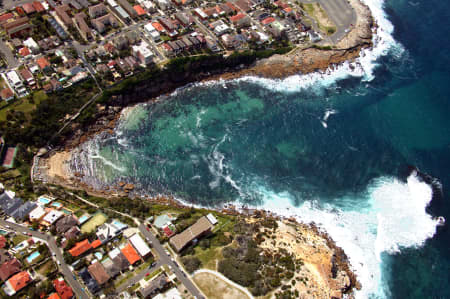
(69, 0, 450, 297)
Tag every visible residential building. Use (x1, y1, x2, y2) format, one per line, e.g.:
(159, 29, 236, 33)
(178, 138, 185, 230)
(133, 5, 146, 16)
(117, 0, 138, 19)
(69, 239, 91, 257)
(64, 226, 80, 241)
(55, 5, 72, 26)
(10, 201, 37, 221)
(0, 88, 14, 101)
(140, 274, 168, 298)
(22, 3, 36, 14)
(29, 206, 47, 222)
(88, 3, 107, 18)
(3, 271, 32, 296)
(19, 68, 36, 86)
(6, 70, 24, 90)
(230, 13, 251, 28)
(129, 234, 151, 258)
(174, 12, 192, 27)
(23, 37, 40, 53)
(101, 258, 120, 277)
(0, 258, 21, 281)
(121, 243, 140, 265)
(2, 17, 32, 38)
(74, 12, 92, 41)
(88, 261, 110, 285)
(91, 14, 119, 33)
(169, 216, 214, 252)
(79, 268, 100, 294)
(53, 278, 74, 299)
(36, 56, 51, 71)
(41, 209, 63, 226)
(55, 216, 79, 233)
(48, 17, 68, 39)
(132, 42, 153, 65)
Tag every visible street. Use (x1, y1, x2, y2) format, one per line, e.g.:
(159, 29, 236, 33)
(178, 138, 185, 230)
(0, 39, 19, 69)
(138, 223, 205, 299)
(0, 219, 89, 299)
(116, 260, 162, 292)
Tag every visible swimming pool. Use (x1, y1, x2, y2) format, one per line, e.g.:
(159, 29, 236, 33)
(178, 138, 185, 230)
(26, 251, 40, 263)
(62, 208, 72, 215)
(94, 252, 103, 260)
(51, 202, 63, 208)
(37, 196, 52, 205)
(78, 214, 91, 224)
(111, 220, 127, 231)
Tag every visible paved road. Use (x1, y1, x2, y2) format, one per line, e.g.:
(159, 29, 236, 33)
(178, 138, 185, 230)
(300, 0, 356, 44)
(138, 224, 205, 299)
(0, 39, 19, 68)
(116, 261, 162, 292)
(0, 220, 90, 299)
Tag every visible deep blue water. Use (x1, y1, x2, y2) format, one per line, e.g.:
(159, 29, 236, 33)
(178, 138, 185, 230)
(70, 0, 450, 297)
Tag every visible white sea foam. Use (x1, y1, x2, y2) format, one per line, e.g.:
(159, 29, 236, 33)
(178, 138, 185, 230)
(249, 172, 439, 298)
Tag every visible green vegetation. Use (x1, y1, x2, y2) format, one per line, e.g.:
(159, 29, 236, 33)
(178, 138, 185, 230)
(300, 3, 337, 36)
(80, 212, 107, 233)
(181, 256, 201, 273)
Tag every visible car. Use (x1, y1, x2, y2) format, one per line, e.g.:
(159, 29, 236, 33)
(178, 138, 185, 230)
(145, 273, 150, 277)
(57, 261, 61, 266)
(5, 225, 10, 229)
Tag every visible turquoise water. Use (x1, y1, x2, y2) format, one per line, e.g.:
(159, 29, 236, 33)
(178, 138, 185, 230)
(37, 196, 51, 205)
(69, 0, 450, 297)
(26, 251, 40, 263)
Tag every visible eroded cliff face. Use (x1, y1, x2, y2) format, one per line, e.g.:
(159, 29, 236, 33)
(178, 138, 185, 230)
(257, 220, 359, 299)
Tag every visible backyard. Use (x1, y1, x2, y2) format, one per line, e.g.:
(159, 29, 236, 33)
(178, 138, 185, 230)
(81, 212, 107, 233)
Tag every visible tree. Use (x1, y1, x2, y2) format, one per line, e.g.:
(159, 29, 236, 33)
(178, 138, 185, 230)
(181, 256, 201, 273)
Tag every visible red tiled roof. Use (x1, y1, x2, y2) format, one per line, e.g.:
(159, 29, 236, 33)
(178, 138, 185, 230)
(47, 293, 61, 299)
(22, 3, 36, 14)
(152, 22, 164, 32)
(133, 5, 146, 16)
(163, 226, 174, 237)
(230, 13, 246, 22)
(0, 258, 21, 281)
(53, 278, 73, 299)
(0, 13, 14, 23)
(91, 239, 102, 249)
(19, 47, 31, 56)
(261, 17, 275, 25)
(7, 271, 31, 292)
(283, 7, 293, 13)
(16, 7, 26, 16)
(121, 243, 140, 265)
(225, 2, 238, 11)
(1, 87, 14, 100)
(0, 235, 6, 248)
(36, 56, 50, 69)
(33, 1, 45, 12)
(69, 239, 91, 257)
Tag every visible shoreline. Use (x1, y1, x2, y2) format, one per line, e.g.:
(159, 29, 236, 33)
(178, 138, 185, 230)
(32, 0, 375, 295)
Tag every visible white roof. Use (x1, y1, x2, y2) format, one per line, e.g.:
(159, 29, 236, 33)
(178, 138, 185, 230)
(107, 0, 118, 7)
(194, 8, 207, 19)
(24, 37, 39, 49)
(42, 210, 63, 224)
(144, 23, 156, 32)
(206, 213, 218, 225)
(108, 248, 121, 259)
(132, 42, 153, 58)
(6, 70, 21, 84)
(154, 288, 182, 299)
(29, 206, 47, 221)
(129, 234, 151, 257)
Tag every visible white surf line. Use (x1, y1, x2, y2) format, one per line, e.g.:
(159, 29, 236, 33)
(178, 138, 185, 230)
(192, 269, 255, 299)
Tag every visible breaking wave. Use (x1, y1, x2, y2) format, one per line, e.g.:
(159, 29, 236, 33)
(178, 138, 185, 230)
(248, 171, 440, 298)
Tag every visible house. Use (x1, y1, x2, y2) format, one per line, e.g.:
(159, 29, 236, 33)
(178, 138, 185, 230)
(0, 249, 11, 264)
(88, 261, 110, 285)
(2, 17, 32, 38)
(48, 293, 61, 299)
(111, 251, 130, 271)
(18, 47, 31, 57)
(55, 5, 72, 26)
(162, 225, 175, 237)
(113, 35, 129, 50)
(117, 0, 138, 19)
(29, 206, 47, 222)
(161, 43, 174, 57)
(41, 209, 63, 226)
(11, 201, 37, 221)
(121, 243, 140, 265)
(19, 68, 36, 86)
(32, 1, 46, 12)
(36, 56, 51, 71)
(193, 8, 207, 20)
(155, 0, 171, 10)
(3, 271, 32, 296)
(0, 236, 6, 249)
(126, 30, 139, 44)
(74, 12, 92, 41)
(229, 13, 251, 28)
(55, 216, 79, 234)
(132, 42, 153, 65)
(96, 222, 124, 244)
(174, 12, 192, 27)
(159, 18, 176, 34)
(140, 274, 169, 298)
(234, 0, 252, 12)
(88, 3, 107, 18)
(0, 88, 14, 101)
(0, 258, 21, 281)
(0, 193, 22, 216)
(91, 14, 118, 33)
(169, 216, 214, 252)
(79, 268, 100, 294)
(53, 278, 73, 299)
(48, 18, 68, 39)
(101, 258, 120, 277)
(69, 239, 91, 257)
(206, 213, 218, 225)
(0, 13, 14, 25)
(22, 3, 36, 14)
(64, 226, 81, 241)
(133, 5, 146, 16)
(129, 234, 151, 258)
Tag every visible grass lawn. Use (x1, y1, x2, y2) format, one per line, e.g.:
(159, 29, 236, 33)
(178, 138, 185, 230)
(193, 272, 250, 299)
(144, 267, 162, 281)
(193, 247, 222, 270)
(37, 260, 56, 276)
(301, 3, 336, 36)
(12, 234, 28, 246)
(0, 90, 49, 121)
(81, 212, 107, 233)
